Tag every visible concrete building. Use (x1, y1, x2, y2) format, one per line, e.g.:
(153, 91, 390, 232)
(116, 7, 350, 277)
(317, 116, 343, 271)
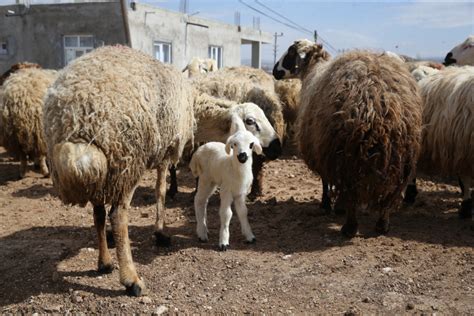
(0, 1, 272, 73)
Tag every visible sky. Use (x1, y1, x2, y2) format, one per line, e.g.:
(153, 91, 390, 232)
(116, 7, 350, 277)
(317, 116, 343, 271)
(1, 0, 472, 63)
(148, 0, 474, 63)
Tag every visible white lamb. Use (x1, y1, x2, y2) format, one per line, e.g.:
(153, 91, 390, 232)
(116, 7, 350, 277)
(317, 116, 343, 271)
(189, 122, 262, 251)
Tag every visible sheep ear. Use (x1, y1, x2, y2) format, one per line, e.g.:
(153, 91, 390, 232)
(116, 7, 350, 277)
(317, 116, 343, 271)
(230, 114, 245, 134)
(225, 141, 232, 155)
(252, 139, 263, 155)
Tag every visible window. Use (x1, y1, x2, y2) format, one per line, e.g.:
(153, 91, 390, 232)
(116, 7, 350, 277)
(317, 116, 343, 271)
(208, 45, 223, 68)
(0, 41, 7, 55)
(63, 35, 94, 65)
(154, 41, 172, 64)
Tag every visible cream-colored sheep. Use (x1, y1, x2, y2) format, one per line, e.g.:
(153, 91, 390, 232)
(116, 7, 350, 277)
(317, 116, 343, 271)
(1, 68, 57, 178)
(44, 45, 194, 296)
(405, 66, 474, 218)
(182, 57, 218, 77)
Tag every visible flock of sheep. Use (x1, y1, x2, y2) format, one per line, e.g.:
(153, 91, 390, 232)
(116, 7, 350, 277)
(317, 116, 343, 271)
(0, 35, 472, 297)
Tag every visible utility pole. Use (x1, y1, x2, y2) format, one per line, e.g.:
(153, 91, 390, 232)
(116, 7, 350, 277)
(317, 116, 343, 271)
(273, 32, 284, 64)
(313, 30, 318, 43)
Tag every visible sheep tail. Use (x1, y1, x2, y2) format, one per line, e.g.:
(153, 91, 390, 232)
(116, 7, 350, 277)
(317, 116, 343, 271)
(189, 154, 201, 178)
(52, 142, 107, 205)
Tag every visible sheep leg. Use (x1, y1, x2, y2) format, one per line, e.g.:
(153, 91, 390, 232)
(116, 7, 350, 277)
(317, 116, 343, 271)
(194, 178, 216, 242)
(109, 204, 146, 296)
(341, 200, 358, 238)
(93, 204, 114, 274)
(234, 194, 256, 243)
(248, 154, 265, 200)
(375, 208, 391, 235)
(218, 191, 233, 251)
(458, 176, 472, 219)
(403, 176, 418, 204)
(321, 179, 332, 213)
(458, 177, 465, 195)
(333, 196, 346, 216)
(19, 152, 27, 179)
(166, 165, 178, 199)
(39, 155, 49, 177)
(121, 182, 139, 210)
(154, 165, 171, 247)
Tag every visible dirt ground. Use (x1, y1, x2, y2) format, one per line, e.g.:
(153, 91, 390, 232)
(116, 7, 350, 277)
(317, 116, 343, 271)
(0, 146, 473, 314)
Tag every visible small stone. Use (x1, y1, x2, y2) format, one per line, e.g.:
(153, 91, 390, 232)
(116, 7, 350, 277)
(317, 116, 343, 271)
(73, 295, 83, 303)
(153, 305, 168, 316)
(362, 297, 371, 303)
(282, 254, 292, 260)
(382, 267, 393, 273)
(46, 305, 62, 312)
(85, 247, 95, 252)
(406, 302, 415, 310)
(140, 296, 152, 304)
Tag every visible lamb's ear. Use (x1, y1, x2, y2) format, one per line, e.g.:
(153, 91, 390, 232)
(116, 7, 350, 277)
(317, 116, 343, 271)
(252, 138, 263, 155)
(230, 114, 245, 134)
(225, 139, 232, 155)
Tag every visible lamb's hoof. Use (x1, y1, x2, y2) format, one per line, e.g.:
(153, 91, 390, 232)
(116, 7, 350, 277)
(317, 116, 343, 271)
(245, 237, 256, 244)
(125, 280, 146, 297)
(154, 231, 171, 247)
(458, 199, 472, 219)
(106, 229, 115, 248)
(98, 263, 114, 274)
(166, 189, 177, 200)
(403, 184, 418, 204)
(341, 222, 358, 238)
(375, 218, 390, 235)
(218, 244, 229, 251)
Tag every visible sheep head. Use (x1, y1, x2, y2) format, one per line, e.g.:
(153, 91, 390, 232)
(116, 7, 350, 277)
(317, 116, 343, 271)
(444, 35, 474, 66)
(273, 39, 330, 80)
(225, 130, 262, 164)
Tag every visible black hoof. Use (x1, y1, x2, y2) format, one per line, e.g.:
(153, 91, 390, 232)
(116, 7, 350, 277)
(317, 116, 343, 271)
(106, 229, 115, 248)
(321, 198, 332, 214)
(403, 184, 418, 204)
(245, 237, 256, 244)
(459, 199, 472, 219)
(198, 237, 208, 243)
(375, 218, 390, 235)
(218, 244, 229, 251)
(98, 263, 114, 274)
(154, 232, 171, 247)
(341, 222, 358, 238)
(125, 283, 143, 297)
(166, 188, 177, 200)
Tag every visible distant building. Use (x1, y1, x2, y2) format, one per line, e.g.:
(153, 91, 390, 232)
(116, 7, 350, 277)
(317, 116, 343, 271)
(0, 0, 272, 73)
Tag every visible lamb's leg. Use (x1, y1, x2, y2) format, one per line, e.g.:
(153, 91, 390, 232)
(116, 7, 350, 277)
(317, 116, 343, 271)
(19, 152, 27, 179)
(93, 204, 114, 273)
(194, 178, 216, 242)
(218, 191, 233, 251)
(234, 194, 256, 243)
(39, 155, 49, 177)
(166, 165, 178, 199)
(403, 176, 418, 204)
(375, 208, 391, 235)
(341, 199, 358, 238)
(459, 176, 472, 219)
(321, 179, 332, 213)
(248, 154, 265, 200)
(154, 164, 171, 247)
(109, 204, 146, 296)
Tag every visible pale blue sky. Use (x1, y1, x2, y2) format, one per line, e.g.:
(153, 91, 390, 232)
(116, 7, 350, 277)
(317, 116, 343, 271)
(152, 0, 474, 62)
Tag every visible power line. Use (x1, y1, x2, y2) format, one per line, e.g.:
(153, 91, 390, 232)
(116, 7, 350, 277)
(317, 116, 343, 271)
(249, 0, 338, 54)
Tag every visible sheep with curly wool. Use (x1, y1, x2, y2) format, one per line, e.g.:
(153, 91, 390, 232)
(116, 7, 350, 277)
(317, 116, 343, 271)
(1, 67, 57, 178)
(43, 45, 194, 296)
(404, 66, 474, 218)
(273, 40, 422, 237)
(274, 78, 301, 148)
(190, 122, 262, 251)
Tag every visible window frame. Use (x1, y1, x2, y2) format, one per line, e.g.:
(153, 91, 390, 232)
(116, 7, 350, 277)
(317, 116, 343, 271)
(208, 45, 223, 68)
(63, 34, 94, 66)
(153, 41, 172, 64)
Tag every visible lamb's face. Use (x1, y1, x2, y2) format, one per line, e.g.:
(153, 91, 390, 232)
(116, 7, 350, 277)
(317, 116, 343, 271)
(226, 131, 262, 164)
(234, 103, 282, 160)
(273, 39, 315, 80)
(444, 36, 474, 66)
